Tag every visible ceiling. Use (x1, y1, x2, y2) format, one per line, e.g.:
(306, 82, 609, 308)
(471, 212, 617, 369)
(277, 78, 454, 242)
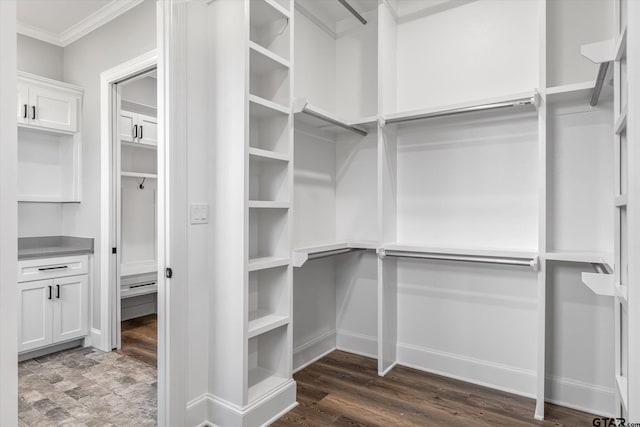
(17, 0, 144, 47)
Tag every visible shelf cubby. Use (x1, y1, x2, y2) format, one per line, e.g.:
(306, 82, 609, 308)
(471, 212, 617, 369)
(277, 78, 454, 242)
(247, 324, 289, 403)
(249, 156, 289, 202)
(249, 97, 290, 155)
(249, 204, 289, 262)
(250, 41, 290, 107)
(249, 0, 290, 61)
(248, 266, 289, 338)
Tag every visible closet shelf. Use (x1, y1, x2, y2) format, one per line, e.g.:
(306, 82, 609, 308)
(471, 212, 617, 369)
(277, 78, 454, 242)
(249, 94, 290, 118)
(248, 201, 290, 209)
(248, 312, 289, 338)
(249, 41, 290, 72)
(379, 244, 539, 270)
(248, 256, 290, 272)
(121, 171, 158, 179)
(248, 367, 289, 403)
(251, 0, 290, 26)
(18, 195, 80, 203)
(122, 140, 157, 150)
(581, 272, 614, 297)
(293, 98, 368, 136)
(248, 147, 290, 162)
(382, 91, 538, 126)
(545, 251, 613, 268)
(293, 241, 377, 267)
(615, 106, 627, 135)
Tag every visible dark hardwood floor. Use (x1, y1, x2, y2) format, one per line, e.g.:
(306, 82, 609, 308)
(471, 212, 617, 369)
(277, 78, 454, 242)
(118, 314, 157, 367)
(274, 351, 596, 427)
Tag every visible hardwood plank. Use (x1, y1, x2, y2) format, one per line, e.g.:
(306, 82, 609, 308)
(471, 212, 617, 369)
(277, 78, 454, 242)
(118, 314, 157, 368)
(273, 351, 598, 427)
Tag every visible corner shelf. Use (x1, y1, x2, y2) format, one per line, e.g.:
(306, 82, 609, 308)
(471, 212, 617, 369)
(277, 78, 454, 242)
(293, 98, 368, 136)
(248, 147, 289, 163)
(545, 251, 613, 266)
(293, 241, 377, 267)
(248, 256, 290, 272)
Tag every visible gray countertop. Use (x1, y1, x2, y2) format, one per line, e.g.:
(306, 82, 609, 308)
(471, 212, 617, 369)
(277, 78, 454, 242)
(18, 236, 94, 260)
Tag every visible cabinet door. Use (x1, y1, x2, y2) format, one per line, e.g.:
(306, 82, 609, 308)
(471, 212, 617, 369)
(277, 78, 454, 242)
(137, 114, 158, 146)
(17, 82, 29, 125)
(120, 110, 137, 143)
(52, 275, 88, 343)
(29, 86, 79, 132)
(18, 279, 53, 352)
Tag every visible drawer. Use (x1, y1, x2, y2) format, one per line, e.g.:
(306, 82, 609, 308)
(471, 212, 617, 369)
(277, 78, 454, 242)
(18, 255, 88, 283)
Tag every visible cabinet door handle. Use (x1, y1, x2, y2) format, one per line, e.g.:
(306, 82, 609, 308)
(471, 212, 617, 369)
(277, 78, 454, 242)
(32, 106, 36, 120)
(56, 284, 60, 299)
(48, 286, 52, 300)
(23, 104, 28, 119)
(139, 125, 143, 139)
(133, 124, 138, 138)
(38, 266, 68, 271)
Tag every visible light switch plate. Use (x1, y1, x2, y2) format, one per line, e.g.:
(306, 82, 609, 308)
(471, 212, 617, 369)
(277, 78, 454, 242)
(190, 203, 209, 224)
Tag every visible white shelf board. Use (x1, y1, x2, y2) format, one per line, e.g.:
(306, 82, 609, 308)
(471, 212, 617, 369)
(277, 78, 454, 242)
(121, 283, 158, 299)
(248, 312, 289, 338)
(615, 194, 628, 207)
(615, 106, 627, 135)
(249, 94, 290, 118)
(293, 241, 377, 267)
(383, 91, 537, 125)
(293, 98, 368, 136)
(121, 140, 157, 150)
(248, 147, 290, 162)
(248, 256, 290, 272)
(545, 251, 613, 265)
(348, 115, 379, 130)
(249, 41, 290, 73)
(616, 375, 628, 411)
(248, 201, 290, 209)
(121, 260, 158, 277)
(581, 272, 614, 296)
(18, 195, 80, 203)
(248, 367, 288, 403)
(121, 171, 158, 179)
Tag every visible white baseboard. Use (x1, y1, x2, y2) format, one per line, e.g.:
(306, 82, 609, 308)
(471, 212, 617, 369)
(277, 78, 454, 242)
(336, 329, 377, 358)
(293, 330, 336, 373)
(187, 393, 211, 427)
(397, 342, 537, 398)
(201, 380, 297, 427)
(90, 328, 110, 352)
(545, 375, 615, 418)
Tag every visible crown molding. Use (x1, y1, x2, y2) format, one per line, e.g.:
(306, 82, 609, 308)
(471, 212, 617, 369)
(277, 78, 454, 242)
(17, 0, 144, 47)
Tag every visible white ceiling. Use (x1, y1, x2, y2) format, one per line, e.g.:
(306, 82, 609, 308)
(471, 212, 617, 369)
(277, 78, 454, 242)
(17, 0, 144, 47)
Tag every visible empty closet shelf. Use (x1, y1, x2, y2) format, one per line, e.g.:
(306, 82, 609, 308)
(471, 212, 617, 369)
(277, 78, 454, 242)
(121, 171, 157, 179)
(293, 241, 377, 267)
(293, 98, 368, 136)
(382, 91, 538, 126)
(248, 312, 289, 338)
(545, 251, 612, 267)
(379, 244, 538, 270)
(248, 147, 289, 162)
(248, 256, 290, 271)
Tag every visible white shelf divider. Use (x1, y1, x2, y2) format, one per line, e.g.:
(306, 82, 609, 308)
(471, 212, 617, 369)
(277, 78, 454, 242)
(249, 94, 289, 116)
(248, 147, 289, 162)
(248, 201, 289, 209)
(248, 313, 289, 339)
(545, 251, 613, 268)
(249, 40, 290, 71)
(248, 256, 290, 272)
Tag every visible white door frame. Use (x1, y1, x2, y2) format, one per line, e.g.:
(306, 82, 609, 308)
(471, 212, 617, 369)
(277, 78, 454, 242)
(0, 1, 18, 425)
(99, 49, 157, 353)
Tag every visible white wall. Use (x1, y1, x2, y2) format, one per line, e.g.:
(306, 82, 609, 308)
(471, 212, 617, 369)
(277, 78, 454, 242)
(121, 76, 158, 107)
(61, 0, 156, 331)
(17, 35, 65, 237)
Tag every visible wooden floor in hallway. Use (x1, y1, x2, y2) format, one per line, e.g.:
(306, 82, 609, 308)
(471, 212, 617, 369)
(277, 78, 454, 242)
(119, 314, 157, 368)
(274, 351, 597, 427)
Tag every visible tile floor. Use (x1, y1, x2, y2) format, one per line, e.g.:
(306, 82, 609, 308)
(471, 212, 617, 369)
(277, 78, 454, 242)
(19, 346, 157, 426)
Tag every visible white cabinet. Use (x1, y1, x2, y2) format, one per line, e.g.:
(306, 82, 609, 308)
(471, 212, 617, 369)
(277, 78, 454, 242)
(17, 72, 83, 203)
(120, 110, 158, 147)
(17, 256, 89, 353)
(17, 72, 82, 133)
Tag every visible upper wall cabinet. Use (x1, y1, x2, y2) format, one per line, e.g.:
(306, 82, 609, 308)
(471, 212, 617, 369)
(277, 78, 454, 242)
(120, 110, 158, 147)
(17, 72, 84, 203)
(17, 72, 82, 134)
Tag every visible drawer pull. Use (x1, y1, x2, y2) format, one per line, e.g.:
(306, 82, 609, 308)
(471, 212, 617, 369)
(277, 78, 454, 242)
(48, 286, 52, 300)
(56, 284, 60, 299)
(37, 266, 69, 271)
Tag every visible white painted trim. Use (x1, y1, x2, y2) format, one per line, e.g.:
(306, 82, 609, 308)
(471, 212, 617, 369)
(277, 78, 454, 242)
(187, 393, 211, 427)
(0, 2, 18, 424)
(379, 361, 397, 377)
(397, 342, 537, 399)
(293, 329, 337, 373)
(336, 329, 378, 358)
(100, 49, 157, 353)
(545, 375, 615, 418)
(17, 0, 144, 47)
(17, 71, 84, 94)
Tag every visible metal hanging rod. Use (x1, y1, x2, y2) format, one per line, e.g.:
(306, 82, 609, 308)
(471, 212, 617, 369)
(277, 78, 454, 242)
(380, 249, 538, 270)
(590, 61, 610, 107)
(385, 95, 537, 126)
(307, 248, 366, 262)
(337, 0, 367, 25)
